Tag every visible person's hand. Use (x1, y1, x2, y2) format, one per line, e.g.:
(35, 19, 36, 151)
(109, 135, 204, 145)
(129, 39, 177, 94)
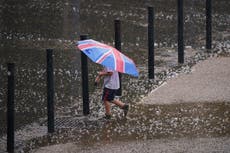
(94, 75, 100, 86)
(98, 71, 104, 76)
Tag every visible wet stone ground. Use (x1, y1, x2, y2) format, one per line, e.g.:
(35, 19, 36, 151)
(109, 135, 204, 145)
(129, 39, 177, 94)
(31, 137, 230, 153)
(0, 41, 229, 152)
(1, 0, 229, 139)
(0, 0, 229, 152)
(17, 102, 230, 152)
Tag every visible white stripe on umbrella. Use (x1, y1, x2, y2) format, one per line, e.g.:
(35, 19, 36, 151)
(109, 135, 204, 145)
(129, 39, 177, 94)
(96, 49, 112, 64)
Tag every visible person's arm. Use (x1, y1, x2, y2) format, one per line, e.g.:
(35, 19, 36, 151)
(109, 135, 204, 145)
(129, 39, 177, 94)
(98, 71, 113, 76)
(94, 70, 113, 86)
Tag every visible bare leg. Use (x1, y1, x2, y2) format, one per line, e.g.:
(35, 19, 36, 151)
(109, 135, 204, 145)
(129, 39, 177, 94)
(113, 99, 129, 117)
(112, 99, 125, 108)
(104, 101, 111, 115)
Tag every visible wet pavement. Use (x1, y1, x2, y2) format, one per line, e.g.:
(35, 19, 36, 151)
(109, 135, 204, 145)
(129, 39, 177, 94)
(0, 40, 230, 152)
(0, 41, 229, 152)
(1, 0, 230, 136)
(1, 53, 227, 153)
(32, 137, 230, 153)
(1, 0, 230, 152)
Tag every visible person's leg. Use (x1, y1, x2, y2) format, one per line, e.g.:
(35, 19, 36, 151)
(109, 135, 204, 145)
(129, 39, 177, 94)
(103, 100, 112, 119)
(102, 88, 113, 119)
(112, 99, 129, 116)
(112, 99, 125, 108)
(102, 88, 129, 118)
(104, 100, 111, 115)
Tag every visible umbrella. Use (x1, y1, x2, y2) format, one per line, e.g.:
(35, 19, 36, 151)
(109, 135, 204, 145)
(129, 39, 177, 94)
(77, 39, 139, 77)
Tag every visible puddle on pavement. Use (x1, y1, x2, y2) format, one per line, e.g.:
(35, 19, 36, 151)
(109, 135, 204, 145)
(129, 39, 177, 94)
(20, 101, 230, 152)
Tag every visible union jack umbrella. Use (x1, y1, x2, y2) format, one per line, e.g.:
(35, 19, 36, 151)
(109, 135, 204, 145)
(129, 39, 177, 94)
(77, 39, 139, 77)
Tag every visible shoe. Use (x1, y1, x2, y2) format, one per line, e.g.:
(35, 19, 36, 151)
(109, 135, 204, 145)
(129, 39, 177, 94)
(104, 114, 112, 120)
(122, 104, 129, 117)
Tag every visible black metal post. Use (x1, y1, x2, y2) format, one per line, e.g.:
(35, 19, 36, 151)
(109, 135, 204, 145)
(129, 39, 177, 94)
(47, 49, 54, 133)
(114, 19, 122, 96)
(206, 0, 212, 50)
(7, 63, 15, 153)
(148, 7, 155, 79)
(80, 35, 90, 115)
(177, 0, 184, 64)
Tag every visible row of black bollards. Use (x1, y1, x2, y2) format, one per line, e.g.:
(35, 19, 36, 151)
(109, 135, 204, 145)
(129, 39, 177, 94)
(6, 49, 55, 152)
(78, 1, 213, 116)
(176, 0, 212, 62)
(5, 2, 212, 152)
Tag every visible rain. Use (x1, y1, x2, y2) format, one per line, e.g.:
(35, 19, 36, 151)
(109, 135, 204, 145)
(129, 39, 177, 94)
(0, 0, 230, 152)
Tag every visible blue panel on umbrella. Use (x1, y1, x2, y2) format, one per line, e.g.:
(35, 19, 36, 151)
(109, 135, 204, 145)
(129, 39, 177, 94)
(100, 54, 115, 70)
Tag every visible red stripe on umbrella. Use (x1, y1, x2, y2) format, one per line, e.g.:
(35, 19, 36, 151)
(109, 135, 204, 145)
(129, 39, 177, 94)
(112, 48, 125, 73)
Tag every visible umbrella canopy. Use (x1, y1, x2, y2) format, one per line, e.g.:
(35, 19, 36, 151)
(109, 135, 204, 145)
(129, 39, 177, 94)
(77, 39, 139, 77)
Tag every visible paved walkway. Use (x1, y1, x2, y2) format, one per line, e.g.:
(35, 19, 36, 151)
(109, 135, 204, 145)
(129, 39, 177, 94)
(142, 56, 230, 104)
(32, 137, 230, 153)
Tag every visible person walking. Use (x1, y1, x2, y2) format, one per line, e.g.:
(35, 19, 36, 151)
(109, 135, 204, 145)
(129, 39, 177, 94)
(95, 67, 129, 119)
